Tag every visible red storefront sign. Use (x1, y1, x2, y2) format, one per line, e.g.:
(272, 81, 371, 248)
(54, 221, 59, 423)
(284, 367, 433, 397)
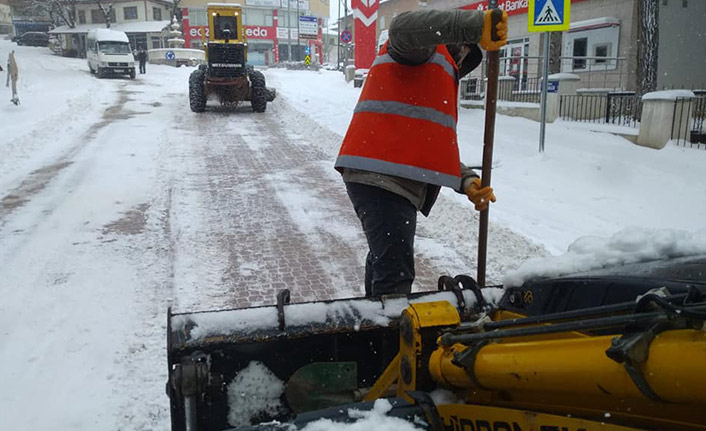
(461, 0, 588, 15)
(181, 7, 322, 64)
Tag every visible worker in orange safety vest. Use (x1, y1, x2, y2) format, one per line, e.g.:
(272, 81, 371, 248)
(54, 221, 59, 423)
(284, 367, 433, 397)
(335, 8, 508, 297)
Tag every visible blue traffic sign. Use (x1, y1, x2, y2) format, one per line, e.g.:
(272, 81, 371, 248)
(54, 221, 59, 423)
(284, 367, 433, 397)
(341, 29, 352, 44)
(304, 46, 311, 55)
(528, 0, 570, 32)
(166, 51, 176, 60)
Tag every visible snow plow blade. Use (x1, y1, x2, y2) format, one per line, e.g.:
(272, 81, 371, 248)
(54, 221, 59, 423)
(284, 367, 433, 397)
(167, 283, 492, 431)
(167, 256, 706, 431)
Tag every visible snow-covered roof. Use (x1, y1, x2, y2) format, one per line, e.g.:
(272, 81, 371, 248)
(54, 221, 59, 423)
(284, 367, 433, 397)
(49, 21, 170, 35)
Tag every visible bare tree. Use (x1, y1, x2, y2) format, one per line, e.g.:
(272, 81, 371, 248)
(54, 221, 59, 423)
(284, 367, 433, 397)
(637, 0, 659, 95)
(95, 0, 115, 28)
(14, 0, 78, 28)
(171, 0, 183, 22)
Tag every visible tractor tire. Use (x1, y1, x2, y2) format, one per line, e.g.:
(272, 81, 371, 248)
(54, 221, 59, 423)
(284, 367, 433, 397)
(189, 68, 207, 113)
(250, 70, 267, 113)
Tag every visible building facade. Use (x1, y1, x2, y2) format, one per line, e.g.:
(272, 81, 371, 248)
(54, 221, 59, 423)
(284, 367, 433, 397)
(181, 0, 329, 65)
(0, 0, 11, 35)
(49, 0, 173, 57)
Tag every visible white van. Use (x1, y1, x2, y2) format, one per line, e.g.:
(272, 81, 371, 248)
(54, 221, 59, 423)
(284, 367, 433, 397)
(86, 29, 136, 79)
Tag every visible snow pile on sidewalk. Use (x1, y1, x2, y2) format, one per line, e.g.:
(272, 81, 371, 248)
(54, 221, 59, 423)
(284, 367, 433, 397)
(504, 227, 706, 286)
(296, 399, 426, 431)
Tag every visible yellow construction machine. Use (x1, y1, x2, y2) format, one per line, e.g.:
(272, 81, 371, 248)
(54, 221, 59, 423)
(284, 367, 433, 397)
(189, 3, 275, 113)
(167, 256, 706, 431)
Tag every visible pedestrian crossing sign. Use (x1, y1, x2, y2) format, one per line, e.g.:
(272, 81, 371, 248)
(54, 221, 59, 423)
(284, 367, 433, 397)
(528, 0, 570, 32)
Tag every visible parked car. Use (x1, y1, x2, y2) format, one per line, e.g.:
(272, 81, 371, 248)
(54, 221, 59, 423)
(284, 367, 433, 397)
(16, 32, 50, 47)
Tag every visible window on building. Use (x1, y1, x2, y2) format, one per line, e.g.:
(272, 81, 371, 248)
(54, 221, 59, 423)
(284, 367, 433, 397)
(572, 37, 587, 70)
(124, 6, 138, 20)
(91, 8, 116, 24)
(593, 43, 610, 65)
(151, 36, 162, 49)
(153, 7, 162, 21)
(563, 19, 620, 73)
(78, 10, 86, 24)
(265, 13, 273, 27)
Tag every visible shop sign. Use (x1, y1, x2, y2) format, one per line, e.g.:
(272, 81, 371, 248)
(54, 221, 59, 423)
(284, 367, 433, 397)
(245, 26, 275, 39)
(462, 0, 586, 17)
(189, 26, 210, 38)
(298, 16, 318, 40)
(276, 27, 298, 40)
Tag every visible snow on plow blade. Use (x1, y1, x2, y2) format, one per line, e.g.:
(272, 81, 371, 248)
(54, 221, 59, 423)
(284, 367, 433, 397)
(166, 287, 492, 431)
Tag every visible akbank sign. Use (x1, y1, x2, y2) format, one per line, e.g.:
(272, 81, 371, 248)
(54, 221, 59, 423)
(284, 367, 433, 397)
(462, 0, 587, 16)
(187, 25, 274, 40)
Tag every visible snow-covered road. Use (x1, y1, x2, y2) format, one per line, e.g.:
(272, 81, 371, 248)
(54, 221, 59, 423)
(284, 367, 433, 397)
(0, 42, 544, 430)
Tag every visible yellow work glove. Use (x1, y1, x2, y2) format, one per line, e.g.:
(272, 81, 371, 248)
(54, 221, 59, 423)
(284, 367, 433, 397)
(480, 9, 508, 52)
(465, 177, 496, 211)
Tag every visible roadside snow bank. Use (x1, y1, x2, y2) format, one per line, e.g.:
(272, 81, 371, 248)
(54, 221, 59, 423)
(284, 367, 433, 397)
(296, 399, 426, 431)
(503, 227, 706, 287)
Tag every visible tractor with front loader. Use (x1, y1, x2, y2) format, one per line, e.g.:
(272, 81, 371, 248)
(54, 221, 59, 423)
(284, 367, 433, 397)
(166, 255, 706, 431)
(189, 3, 275, 113)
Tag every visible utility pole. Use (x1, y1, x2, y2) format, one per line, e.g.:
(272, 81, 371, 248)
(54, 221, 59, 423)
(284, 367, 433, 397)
(296, 0, 300, 60)
(337, 0, 341, 69)
(343, 0, 348, 68)
(287, 0, 292, 61)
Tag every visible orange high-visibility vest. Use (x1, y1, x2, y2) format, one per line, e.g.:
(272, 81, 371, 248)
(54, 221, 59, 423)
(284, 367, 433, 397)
(335, 43, 461, 189)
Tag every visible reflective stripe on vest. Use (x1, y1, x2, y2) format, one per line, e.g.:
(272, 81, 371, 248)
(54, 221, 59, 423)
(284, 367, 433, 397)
(354, 100, 457, 132)
(336, 155, 462, 189)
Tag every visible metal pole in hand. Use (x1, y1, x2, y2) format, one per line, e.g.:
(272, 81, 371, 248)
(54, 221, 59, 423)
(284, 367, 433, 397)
(477, 1, 502, 288)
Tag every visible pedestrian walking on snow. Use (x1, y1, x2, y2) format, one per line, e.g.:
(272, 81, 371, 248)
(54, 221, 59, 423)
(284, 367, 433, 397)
(6, 50, 19, 105)
(137, 48, 147, 74)
(335, 9, 508, 297)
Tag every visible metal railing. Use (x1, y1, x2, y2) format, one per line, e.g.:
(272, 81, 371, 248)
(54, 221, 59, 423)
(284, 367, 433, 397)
(672, 92, 706, 149)
(460, 55, 631, 102)
(560, 91, 642, 128)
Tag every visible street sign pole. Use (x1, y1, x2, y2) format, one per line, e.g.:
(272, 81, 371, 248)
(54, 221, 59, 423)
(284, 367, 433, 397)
(529, 0, 571, 153)
(539, 33, 550, 153)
